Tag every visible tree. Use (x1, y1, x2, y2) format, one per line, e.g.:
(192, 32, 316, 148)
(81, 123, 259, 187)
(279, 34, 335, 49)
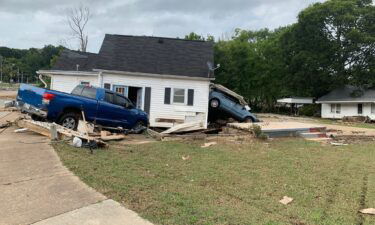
(67, 4, 90, 52)
(280, 0, 375, 97)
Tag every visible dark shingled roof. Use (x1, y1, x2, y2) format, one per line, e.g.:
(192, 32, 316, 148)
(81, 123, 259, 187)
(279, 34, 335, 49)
(52, 50, 98, 71)
(317, 85, 375, 102)
(52, 34, 214, 78)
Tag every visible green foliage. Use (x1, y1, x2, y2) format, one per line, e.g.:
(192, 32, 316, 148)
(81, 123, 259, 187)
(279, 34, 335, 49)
(210, 0, 375, 112)
(0, 45, 64, 83)
(299, 104, 320, 117)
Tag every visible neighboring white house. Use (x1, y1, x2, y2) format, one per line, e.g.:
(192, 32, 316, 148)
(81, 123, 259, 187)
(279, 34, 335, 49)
(316, 85, 375, 120)
(38, 34, 215, 128)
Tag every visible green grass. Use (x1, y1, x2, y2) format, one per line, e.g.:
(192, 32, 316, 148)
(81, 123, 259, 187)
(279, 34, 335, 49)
(54, 138, 375, 225)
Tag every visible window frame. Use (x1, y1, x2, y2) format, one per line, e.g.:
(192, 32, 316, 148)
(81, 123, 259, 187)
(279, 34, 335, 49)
(172, 88, 186, 105)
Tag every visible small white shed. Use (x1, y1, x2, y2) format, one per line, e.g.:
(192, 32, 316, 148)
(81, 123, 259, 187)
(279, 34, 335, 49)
(38, 34, 215, 128)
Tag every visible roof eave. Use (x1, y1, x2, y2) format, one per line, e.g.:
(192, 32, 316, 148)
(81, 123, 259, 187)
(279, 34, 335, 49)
(38, 70, 99, 76)
(93, 69, 215, 81)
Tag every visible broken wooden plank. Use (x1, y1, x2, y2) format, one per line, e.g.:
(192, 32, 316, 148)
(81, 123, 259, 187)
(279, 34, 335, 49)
(162, 122, 203, 134)
(17, 120, 52, 138)
(147, 128, 164, 140)
(100, 134, 126, 141)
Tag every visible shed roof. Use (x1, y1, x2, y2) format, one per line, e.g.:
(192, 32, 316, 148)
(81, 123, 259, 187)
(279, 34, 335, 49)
(317, 85, 375, 103)
(51, 34, 214, 79)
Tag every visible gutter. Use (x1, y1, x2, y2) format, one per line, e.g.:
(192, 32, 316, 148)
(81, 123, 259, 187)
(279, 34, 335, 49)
(38, 70, 99, 76)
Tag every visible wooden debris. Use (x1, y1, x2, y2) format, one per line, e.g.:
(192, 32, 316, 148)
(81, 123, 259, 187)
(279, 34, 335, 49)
(279, 196, 293, 205)
(201, 142, 217, 148)
(359, 208, 375, 215)
(162, 122, 204, 134)
(182, 155, 191, 161)
(147, 128, 164, 140)
(330, 142, 348, 146)
(14, 128, 28, 133)
(100, 134, 126, 141)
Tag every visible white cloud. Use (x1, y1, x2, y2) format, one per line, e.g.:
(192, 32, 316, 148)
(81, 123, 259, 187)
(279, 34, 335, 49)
(0, 0, 323, 52)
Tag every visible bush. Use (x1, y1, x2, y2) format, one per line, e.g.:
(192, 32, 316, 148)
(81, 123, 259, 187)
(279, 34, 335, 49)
(299, 104, 320, 117)
(251, 125, 268, 140)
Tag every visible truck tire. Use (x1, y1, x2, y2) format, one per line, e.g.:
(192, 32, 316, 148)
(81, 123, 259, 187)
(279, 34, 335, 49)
(210, 99, 220, 108)
(59, 112, 80, 130)
(244, 117, 255, 123)
(133, 121, 147, 134)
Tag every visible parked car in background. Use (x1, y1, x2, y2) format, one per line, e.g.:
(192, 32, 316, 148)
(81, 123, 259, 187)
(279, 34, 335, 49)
(209, 84, 259, 123)
(16, 84, 149, 130)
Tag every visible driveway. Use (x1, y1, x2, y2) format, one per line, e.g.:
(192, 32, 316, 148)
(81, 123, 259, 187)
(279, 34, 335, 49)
(0, 126, 152, 225)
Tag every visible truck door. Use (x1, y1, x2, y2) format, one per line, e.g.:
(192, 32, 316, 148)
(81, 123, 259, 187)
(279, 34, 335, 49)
(97, 92, 134, 129)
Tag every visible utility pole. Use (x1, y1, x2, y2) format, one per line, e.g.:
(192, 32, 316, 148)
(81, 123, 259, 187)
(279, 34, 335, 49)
(21, 71, 23, 84)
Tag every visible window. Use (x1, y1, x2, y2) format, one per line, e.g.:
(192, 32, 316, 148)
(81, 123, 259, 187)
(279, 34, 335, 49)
(71, 86, 84, 95)
(105, 92, 114, 103)
(114, 94, 132, 108)
(358, 104, 363, 114)
(331, 104, 341, 114)
(113, 85, 128, 96)
(173, 88, 185, 104)
(80, 81, 90, 86)
(81, 87, 97, 99)
(371, 103, 375, 114)
(331, 104, 335, 113)
(104, 83, 111, 90)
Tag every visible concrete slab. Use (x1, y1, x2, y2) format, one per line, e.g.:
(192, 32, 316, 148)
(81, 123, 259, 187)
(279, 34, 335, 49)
(0, 127, 106, 225)
(32, 199, 153, 225)
(0, 126, 153, 225)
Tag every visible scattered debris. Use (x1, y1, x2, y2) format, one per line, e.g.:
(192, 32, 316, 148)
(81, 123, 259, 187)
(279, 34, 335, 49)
(330, 142, 348, 146)
(279, 196, 293, 205)
(14, 128, 28, 133)
(72, 137, 83, 148)
(359, 208, 375, 215)
(182, 155, 191, 161)
(201, 142, 217, 148)
(162, 121, 204, 134)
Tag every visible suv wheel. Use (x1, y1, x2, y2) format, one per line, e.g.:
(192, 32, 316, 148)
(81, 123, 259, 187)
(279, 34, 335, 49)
(210, 99, 220, 108)
(59, 112, 80, 130)
(244, 117, 254, 123)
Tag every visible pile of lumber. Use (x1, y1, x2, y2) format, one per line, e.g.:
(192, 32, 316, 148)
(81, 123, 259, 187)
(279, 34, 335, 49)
(17, 119, 126, 146)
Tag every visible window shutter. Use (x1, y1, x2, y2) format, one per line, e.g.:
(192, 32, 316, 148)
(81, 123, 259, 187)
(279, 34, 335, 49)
(164, 88, 171, 104)
(104, 83, 111, 90)
(187, 89, 194, 106)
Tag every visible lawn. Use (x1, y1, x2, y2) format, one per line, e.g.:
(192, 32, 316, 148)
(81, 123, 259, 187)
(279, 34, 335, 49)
(53, 138, 375, 225)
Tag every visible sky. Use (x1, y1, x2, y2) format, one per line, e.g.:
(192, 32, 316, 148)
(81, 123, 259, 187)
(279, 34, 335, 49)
(0, 0, 323, 53)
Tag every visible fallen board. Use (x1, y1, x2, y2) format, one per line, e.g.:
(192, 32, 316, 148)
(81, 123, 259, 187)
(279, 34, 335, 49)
(228, 122, 327, 138)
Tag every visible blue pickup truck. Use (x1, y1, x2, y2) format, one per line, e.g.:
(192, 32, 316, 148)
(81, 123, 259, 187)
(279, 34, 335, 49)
(16, 84, 149, 130)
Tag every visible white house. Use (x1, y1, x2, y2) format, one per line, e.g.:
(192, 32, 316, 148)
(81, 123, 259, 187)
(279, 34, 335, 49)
(316, 85, 375, 120)
(38, 34, 215, 128)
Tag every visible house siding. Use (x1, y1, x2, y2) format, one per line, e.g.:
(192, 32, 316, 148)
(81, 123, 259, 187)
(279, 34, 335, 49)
(101, 73, 210, 128)
(51, 74, 99, 93)
(49, 73, 210, 128)
(321, 103, 375, 120)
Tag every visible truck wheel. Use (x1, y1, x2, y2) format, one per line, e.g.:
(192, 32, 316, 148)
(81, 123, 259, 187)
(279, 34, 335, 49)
(133, 121, 146, 134)
(244, 117, 255, 123)
(59, 112, 79, 130)
(210, 99, 220, 108)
